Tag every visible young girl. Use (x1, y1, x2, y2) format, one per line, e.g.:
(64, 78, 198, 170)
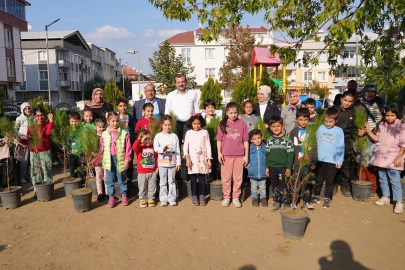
(240, 99, 259, 132)
(183, 114, 212, 206)
(94, 118, 108, 202)
(15, 102, 33, 184)
(83, 108, 95, 130)
(135, 103, 155, 136)
(217, 102, 249, 208)
(153, 115, 181, 207)
(99, 112, 132, 208)
(366, 104, 405, 214)
(26, 108, 54, 198)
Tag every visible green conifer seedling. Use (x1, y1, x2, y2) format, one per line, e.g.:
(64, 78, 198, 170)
(0, 117, 17, 190)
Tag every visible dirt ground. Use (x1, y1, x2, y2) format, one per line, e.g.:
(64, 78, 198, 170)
(0, 168, 405, 270)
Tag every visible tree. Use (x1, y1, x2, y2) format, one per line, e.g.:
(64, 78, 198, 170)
(28, 96, 54, 116)
(0, 117, 17, 190)
(219, 25, 261, 91)
(259, 67, 270, 88)
(103, 77, 124, 110)
(149, 40, 196, 95)
(77, 126, 99, 188)
(308, 80, 331, 109)
(199, 78, 223, 109)
(231, 74, 258, 109)
(51, 111, 72, 180)
(117, 76, 134, 98)
(83, 73, 107, 100)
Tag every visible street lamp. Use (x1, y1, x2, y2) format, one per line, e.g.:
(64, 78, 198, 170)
(126, 50, 141, 99)
(45, 18, 60, 105)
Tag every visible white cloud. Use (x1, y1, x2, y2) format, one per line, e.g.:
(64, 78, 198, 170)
(85, 25, 136, 44)
(157, 29, 187, 38)
(143, 29, 156, 38)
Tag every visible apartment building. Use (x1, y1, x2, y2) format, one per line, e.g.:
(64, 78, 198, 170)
(100, 47, 120, 82)
(87, 43, 104, 79)
(0, 0, 30, 100)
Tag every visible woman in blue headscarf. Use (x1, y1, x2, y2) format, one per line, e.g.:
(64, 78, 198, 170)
(354, 84, 387, 130)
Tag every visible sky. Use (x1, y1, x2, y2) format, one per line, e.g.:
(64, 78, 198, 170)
(26, 0, 276, 74)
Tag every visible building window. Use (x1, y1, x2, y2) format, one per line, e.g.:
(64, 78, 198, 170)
(4, 29, 12, 49)
(182, 49, 191, 63)
(224, 48, 230, 58)
(257, 34, 262, 38)
(66, 92, 74, 100)
(62, 53, 68, 61)
(6, 57, 14, 77)
(2, 0, 25, 20)
(319, 52, 327, 61)
(303, 71, 313, 82)
(205, 48, 215, 59)
(205, 68, 215, 78)
(343, 50, 355, 58)
(63, 72, 68, 80)
(317, 71, 327, 82)
(39, 71, 48, 80)
(72, 81, 74, 90)
(38, 51, 47, 61)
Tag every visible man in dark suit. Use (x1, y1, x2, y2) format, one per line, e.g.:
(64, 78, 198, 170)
(132, 84, 166, 122)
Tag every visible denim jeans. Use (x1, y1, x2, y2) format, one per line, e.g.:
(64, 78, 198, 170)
(250, 179, 266, 199)
(105, 155, 127, 198)
(378, 167, 402, 202)
(159, 166, 177, 203)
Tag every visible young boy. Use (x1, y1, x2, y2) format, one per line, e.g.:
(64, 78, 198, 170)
(303, 98, 317, 123)
(135, 103, 155, 136)
(265, 116, 294, 211)
(335, 91, 356, 197)
(289, 108, 318, 209)
(313, 107, 344, 209)
(83, 108, 95, 130)
(67, 112, 83, 179)
(133, 129, 158, 208)
(116, 98, 136, 181)
(203, 99, 218, 124)
(246, 129, 268, 207)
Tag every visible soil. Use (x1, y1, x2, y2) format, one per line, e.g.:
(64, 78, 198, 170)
(88, 177, 96, 182)
(62, 177, 76, 182)
(352, 180, 373, 185)
(0, 169, 404, 269)
(71, 187, 93, 195)
(1, 187, 18, 193)
(212, 180, 222, 184)
(281, 208, 307, 218)
(401, 179, 405, 183)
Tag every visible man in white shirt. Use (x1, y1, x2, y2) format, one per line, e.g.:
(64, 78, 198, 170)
(165, 74, 200, 144)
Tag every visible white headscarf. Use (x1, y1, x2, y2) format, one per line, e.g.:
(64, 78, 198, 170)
(258, 85, 272, 105)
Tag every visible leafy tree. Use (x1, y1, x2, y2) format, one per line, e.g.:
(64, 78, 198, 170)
(200, 78, 223, 109)
(308, 80, 331, 109)
(149, 40, 196, 95)
(0, 117, 17, 190)
(231, 74, 258, 109)
(103, 77, 124, 110)
(219, 25, 261, 91)
(83, 73, 107, 100)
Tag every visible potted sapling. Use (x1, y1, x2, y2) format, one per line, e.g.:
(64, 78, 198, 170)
(0, 117, 21, 209)
(351, 110, 373, 201)
(281, 115, 323, 239)
(70, 126, 99, 212)
(51, 111, 81, 198)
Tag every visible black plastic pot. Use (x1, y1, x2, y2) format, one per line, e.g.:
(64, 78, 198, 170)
(210, 182, 223, 201)
(351, 180, 373, 202)
(0, 186, 22, 209)
(34, 181, 55, 202)
(71, 188, 92, 213)
(280, 209, 309, 240)
(401, 179, 405, 199)
(86, 178, 98, 197)
(63, 178, 82, 199)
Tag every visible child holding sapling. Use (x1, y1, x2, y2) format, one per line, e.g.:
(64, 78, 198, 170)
(153, 115, 181, 207)
(183, 114, 212, 206)
(66, 112, 83, 179)
(366, 104, 405, 214)
(239, 99, 259, 132)
(83, 108, 95, 130)
(135, 103, 155, 136)
(202, 99, 219, 124)
(133, 129, 158, 207)
(94, 118, 108, 202)
(303, 98, 317, 124)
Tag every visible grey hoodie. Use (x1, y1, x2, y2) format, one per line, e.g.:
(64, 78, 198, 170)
(15, 102, 33, 139)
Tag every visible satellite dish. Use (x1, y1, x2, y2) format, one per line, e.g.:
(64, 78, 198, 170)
(28, 25, 32, 31)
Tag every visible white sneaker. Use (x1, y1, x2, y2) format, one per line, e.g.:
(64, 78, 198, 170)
(160, 202, 168, 207)
(375, 197, 390, 206)
(233, 199, 241, 208)
(304, 202, 314, 210)
(394, 203, 404, 214)
(169, 201, 177, 206)
(21, 178, 27, 184)
(221, 198, 230, 207)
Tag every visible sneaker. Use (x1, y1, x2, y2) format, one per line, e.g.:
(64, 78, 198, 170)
(304, 202, 314, 210)
(21, 178, 28, 184)
(282, 203, 291, 210)
(199, 195, 206, 206)
(192, 195, 199, 206)
(107, 197, 115, 208)
(148, 198, 155, 207)
(370, 192, 376, 198)
(233, 198, 242, 208)
(252, 198, 259, 207)
(341, 186, 351, 197)
(270, 202, 281, 212)
(169, 201, 177, 207)
(260, 198, 268, 207)
(97, 194, 104, 202)
(222, 198, 230, 207)
(121, 195, 129, 206)
(140, 199, 148, 208)
(311, 196, 320, 204)
(375, 196, 390, 206)
(161, 201, 168, 207)
(394, 203, 404, 214)
(323, 198, 331, 209)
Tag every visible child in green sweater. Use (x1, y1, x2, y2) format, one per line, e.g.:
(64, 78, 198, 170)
(265, 116, 294, 211)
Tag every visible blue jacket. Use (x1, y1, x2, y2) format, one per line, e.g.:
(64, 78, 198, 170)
(246, 142, 267, 180)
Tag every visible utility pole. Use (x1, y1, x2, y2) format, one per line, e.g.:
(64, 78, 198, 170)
(126, 50, 141, 100)
(45, 18, 60, 105)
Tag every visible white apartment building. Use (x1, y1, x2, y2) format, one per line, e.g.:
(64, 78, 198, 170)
(100, 47, 120, 83)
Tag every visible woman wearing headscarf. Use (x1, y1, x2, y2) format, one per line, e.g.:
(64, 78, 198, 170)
(354, 84, 387, 130)
(84, 88, 114, 120)
(281, 89, 302, 134)
(254, 85, 281, 135)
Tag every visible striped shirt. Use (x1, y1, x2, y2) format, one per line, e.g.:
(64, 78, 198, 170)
(366, 102, 382, 129)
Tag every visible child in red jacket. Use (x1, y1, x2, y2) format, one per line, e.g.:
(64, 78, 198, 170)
(133, 129, 158, 208)
(135, 103, 156, 137)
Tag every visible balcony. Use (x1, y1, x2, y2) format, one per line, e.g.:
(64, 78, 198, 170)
(60, 80, 71, 88)
(59, 60, 70, 69)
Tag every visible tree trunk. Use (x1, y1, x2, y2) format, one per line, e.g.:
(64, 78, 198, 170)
(322, 95, 326, 109)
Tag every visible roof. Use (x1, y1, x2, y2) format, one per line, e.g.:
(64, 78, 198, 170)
(15, 0, 31, 6)
(100, 47, 116, 54)
(251, 47, 282, 67)
(21, 30, 90, 51)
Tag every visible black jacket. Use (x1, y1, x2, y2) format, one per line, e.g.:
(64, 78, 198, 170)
(84, 103, 114, 120)
(254, 101, 281, 134)
(289, 126, 318, 167)
(335, 105, 355, 142)
(127, 113, 137, 145)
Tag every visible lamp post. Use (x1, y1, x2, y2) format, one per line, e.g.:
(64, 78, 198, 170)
(126, 50, 141, 100)
(45, 18, 60, 105)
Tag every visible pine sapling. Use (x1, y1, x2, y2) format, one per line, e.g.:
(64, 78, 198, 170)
(77, 126, 99, 188)
(205, 117, 221, 181)
(27, 119, 46, 184)
(0, 117, 18, 190)
(353, 110, 368, 181)
(51, 111, 72, 180)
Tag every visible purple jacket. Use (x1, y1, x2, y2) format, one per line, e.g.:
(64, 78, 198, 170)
(370, 119, 405, 171)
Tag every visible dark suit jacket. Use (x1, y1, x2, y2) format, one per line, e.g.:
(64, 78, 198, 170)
(133, 98, 166, 122)
(254, 101, 281, 135)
